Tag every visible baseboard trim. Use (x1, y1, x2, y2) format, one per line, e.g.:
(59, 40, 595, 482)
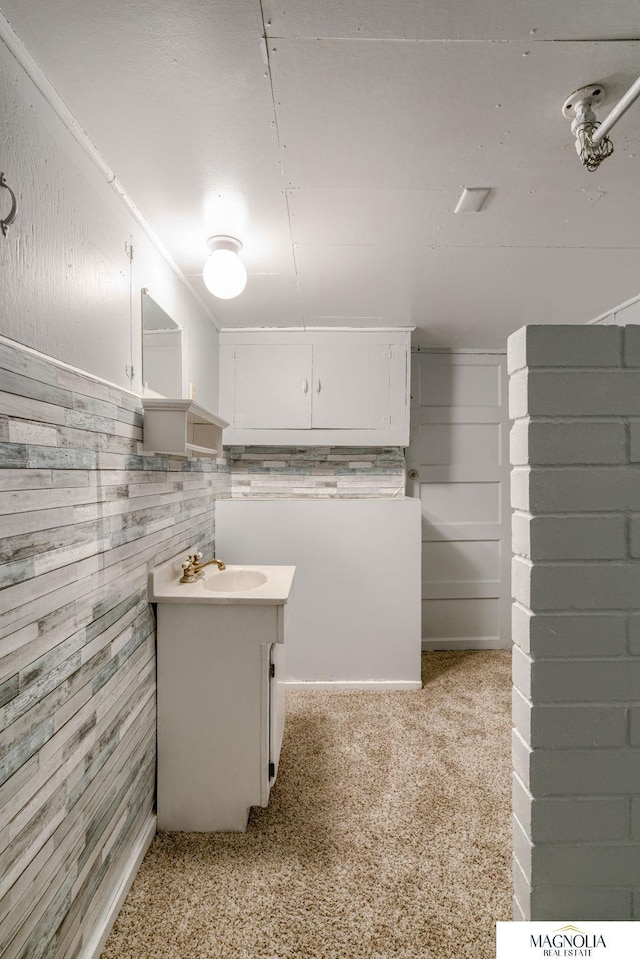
(422, 637, 511, 650)
(82, 813, 156, 959)
(284, 680, 422, 691)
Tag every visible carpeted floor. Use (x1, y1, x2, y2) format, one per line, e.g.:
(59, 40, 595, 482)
(102, 651, 512, 959)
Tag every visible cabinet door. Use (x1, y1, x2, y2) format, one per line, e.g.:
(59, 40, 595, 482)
(268, 641, 286, 783)
(311, 343, 393, 429)
(233, 344, 312, 429)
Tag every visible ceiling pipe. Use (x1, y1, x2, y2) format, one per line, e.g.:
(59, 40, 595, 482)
(591, 75, 640, 145)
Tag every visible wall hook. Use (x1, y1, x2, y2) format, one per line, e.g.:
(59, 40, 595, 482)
(0, 173, 17, 236)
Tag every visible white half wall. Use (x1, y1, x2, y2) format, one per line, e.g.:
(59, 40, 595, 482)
(215, 498, 422, 687)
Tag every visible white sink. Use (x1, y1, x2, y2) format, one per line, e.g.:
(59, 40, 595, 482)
(203, 568, 268, 592)
(148, 555, 295, 605)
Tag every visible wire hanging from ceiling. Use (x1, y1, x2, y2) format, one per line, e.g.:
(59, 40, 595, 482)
(575, 122, 614, 172)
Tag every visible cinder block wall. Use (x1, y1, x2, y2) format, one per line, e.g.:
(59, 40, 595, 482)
(508, 324, 640, 921)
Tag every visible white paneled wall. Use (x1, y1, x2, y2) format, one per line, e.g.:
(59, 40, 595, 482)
(407, 351, 511, 648)
(0, 34, 219, 406)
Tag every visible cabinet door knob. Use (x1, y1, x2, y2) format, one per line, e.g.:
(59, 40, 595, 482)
(302, 378, 309, 394)
(315, 378, 321, 393)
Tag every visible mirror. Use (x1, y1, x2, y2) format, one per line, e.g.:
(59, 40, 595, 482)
(141, 289, 184, 397)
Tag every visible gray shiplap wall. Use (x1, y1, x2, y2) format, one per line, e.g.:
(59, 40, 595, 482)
(0, 336, 229, 959)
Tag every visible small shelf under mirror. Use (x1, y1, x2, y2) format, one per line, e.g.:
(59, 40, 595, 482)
(141, 399, 228, 458)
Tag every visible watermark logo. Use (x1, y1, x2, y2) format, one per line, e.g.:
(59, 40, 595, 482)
(497, 922, 639, 959)
(529, 924, 606, 956)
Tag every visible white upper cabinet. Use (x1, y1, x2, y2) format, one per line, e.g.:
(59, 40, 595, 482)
(219, 329, 411, 446)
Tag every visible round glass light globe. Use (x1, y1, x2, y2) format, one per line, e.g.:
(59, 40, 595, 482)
(202, 249, 247, 299)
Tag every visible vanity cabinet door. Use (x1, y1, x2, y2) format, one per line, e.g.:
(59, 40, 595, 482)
(231, 344, 312, 429)
(269, 641, 286, 783)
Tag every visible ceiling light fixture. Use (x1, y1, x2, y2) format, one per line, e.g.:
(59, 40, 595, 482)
(202, 235, 247, 299)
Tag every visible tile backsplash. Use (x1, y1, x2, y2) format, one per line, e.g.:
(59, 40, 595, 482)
(0, 336, 228, 959)
(224, 445, 406, 498)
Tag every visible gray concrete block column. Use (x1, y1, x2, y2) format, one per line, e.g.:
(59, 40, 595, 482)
(508, 324, 640, 921)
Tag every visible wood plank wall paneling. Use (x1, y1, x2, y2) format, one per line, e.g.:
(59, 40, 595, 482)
(0, 336, 230, 959)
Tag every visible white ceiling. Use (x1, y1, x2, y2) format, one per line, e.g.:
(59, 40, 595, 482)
(2, 0, 640, 346)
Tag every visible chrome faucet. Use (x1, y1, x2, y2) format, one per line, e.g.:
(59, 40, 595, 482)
(179, 551, 226, 583)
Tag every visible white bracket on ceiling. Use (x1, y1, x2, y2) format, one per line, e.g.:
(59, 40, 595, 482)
(563, 77, 640, 172)
(562, 83, 606, 126)
(562, 84, 612, 172)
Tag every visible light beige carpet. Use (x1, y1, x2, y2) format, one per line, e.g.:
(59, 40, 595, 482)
(102, 651, 512, 959)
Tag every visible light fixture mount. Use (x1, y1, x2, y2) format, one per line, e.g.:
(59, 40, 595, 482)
(206, 234, 243, 255)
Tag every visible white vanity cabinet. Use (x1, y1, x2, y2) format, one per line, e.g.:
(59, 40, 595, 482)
(151, 559, 294, 832)
(219, 329, 411, 445)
